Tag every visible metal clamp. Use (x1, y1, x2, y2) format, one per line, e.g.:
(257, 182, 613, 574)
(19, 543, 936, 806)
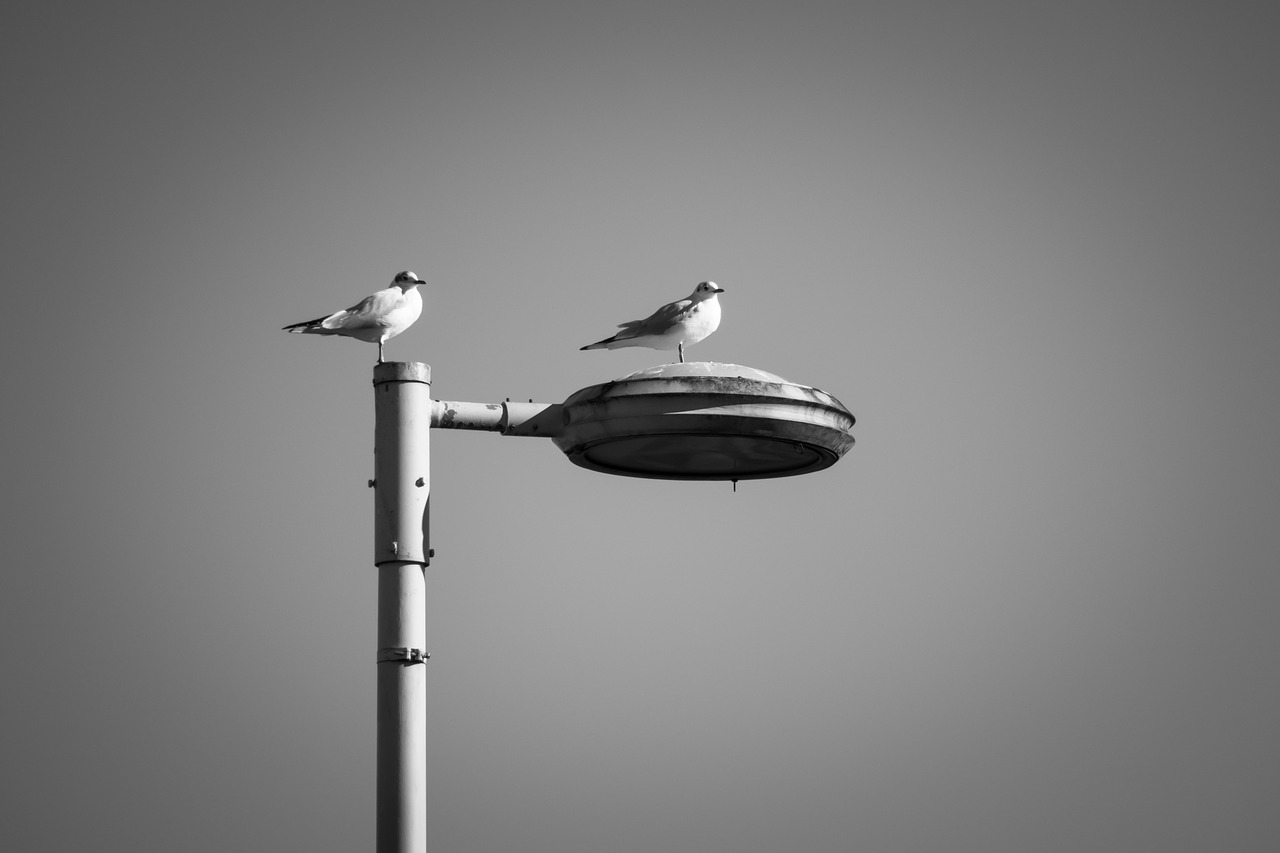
(377, 647, 430, 664)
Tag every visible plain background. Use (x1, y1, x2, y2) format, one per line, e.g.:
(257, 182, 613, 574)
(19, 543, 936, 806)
(2, 2, 1277, 851)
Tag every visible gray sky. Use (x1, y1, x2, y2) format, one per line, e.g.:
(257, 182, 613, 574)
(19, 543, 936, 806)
(3, 2, 1278, 851)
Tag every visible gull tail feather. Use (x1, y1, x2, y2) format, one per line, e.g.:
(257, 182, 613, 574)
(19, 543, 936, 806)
(283, 316, 336, 335)
(581, 327, 644, 350)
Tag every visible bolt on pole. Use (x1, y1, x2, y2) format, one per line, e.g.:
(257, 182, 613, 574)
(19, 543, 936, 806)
(372, 362, 432, 853)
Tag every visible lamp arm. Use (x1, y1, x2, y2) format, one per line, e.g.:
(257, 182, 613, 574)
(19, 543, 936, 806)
(430, 400, 563, 438)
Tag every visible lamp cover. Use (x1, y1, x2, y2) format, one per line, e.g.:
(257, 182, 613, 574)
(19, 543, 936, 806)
(553, 362, 855, 480)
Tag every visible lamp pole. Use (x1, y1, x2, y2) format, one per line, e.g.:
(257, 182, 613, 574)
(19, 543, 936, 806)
(369, 362, 560, 853)
(372, 362, 432, 853)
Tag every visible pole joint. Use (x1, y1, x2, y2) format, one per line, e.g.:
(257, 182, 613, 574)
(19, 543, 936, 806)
(377, 647, 430, 664)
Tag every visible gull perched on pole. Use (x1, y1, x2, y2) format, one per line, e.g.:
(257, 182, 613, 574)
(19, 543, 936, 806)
(283, 271, 426, 363)
(580, 281, 725, 363)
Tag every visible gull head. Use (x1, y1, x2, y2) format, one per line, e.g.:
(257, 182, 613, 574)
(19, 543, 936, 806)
(392, 271, 425, 290)
(693, 281, 725, 299)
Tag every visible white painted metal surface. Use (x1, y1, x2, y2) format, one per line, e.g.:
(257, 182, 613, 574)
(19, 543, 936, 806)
(372, 362, 431, 853)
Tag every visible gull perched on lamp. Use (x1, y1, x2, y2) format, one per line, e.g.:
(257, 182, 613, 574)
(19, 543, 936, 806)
(581, 281, 724, 363)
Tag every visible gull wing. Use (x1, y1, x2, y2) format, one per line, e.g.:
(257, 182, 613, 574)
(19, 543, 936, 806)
(321, 288, 403, 331)
(614, 297, 694, 337)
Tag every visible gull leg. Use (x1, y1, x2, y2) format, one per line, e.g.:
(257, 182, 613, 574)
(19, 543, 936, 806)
(678, 343, 685, 363)
(377, 341, 385, 363)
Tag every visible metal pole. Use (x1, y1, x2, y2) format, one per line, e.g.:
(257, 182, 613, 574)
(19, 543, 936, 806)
(372, 362, 432, 853)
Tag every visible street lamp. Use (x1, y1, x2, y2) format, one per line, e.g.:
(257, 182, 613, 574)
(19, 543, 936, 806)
(370, 360, 855, 852)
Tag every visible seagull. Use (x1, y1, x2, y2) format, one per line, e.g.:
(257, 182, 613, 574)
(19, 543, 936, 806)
(580, 281, 725, 363)
(282, 271, 426, 362)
